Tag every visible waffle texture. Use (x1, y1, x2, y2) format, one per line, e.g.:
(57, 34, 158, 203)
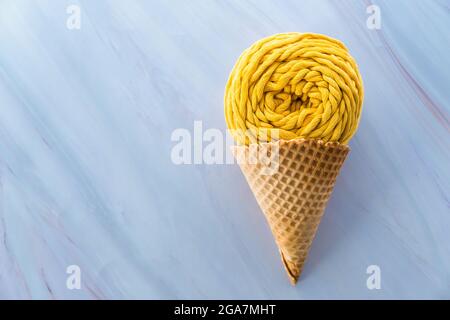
(232, 139, 349, 284)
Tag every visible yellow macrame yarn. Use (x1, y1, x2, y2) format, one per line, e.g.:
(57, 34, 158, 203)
(225, 32, 364, 145)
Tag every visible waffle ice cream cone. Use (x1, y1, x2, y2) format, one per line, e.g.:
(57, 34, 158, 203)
(232, 139, 349, 284)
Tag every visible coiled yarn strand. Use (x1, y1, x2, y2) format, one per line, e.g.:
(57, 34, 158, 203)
(225, 33, 364, 145)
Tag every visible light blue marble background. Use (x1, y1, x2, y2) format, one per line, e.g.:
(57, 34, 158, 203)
(0, 0, 449, 299)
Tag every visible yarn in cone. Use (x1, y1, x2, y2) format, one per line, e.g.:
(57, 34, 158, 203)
(224, 33, 363, 284)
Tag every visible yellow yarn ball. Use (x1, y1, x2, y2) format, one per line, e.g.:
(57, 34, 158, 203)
(224, 33, 364, 145)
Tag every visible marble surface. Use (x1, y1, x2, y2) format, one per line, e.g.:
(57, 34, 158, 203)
(0, 0, 449, 299)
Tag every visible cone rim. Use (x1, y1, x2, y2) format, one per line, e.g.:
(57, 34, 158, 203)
(231, 138, 350, 152)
